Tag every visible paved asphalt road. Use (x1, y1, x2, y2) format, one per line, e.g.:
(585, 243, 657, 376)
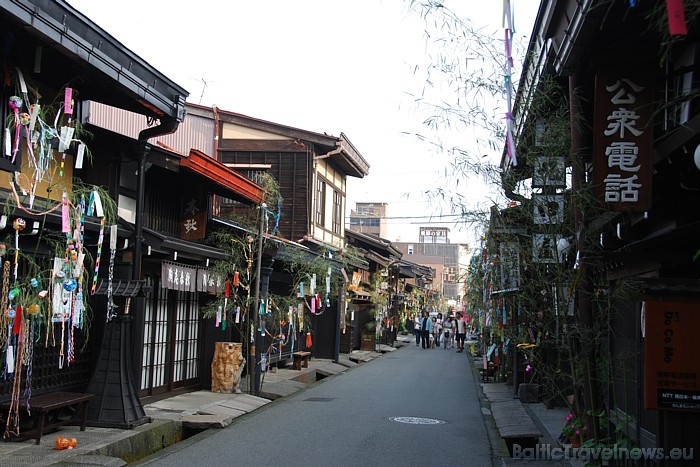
(138, 342, 491, 467)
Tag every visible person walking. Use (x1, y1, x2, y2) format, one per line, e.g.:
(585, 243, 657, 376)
(420, 311, 433, 349)
(434, 313, 443, 347)
(413, 314, 421, 347)
(442, 316, 454, 350)
(455, 312, 467, 352)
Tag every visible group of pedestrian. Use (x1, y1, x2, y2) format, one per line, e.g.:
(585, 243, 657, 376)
(409, 311, 468, 352)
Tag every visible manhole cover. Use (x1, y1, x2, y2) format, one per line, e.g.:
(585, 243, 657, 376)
(390, 416, 445, 425)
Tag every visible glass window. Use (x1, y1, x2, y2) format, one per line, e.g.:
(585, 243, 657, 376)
(316, 179, 325, 226)
(332, 190, 342, 234)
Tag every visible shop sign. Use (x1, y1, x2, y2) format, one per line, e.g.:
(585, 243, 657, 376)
(161, 261, 223, 293)
(181, 197, 207, 241)
(532, 156, 566, 188)
(644, 299, 700, 411)
(499, 242, 520, 290)
(532, 233, 561, 264)
(593, 72, 654, 211)
(161, 261, 197, 292)
(533, 194, 564, 225)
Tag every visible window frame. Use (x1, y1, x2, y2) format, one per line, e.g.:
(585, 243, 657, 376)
(316, 178, 326, 226)
(332, 189, 342, 235)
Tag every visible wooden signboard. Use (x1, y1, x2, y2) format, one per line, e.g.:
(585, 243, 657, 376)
(593, 71, 654, 211)
(644, 299, 700, 411)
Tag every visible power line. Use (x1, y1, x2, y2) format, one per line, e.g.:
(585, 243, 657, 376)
(345, 213, 466, 220)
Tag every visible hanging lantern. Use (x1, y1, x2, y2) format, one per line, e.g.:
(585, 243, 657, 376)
(306, 332, 312, 348)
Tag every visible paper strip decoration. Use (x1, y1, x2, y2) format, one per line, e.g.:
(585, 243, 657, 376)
(667, 0, 688, 35)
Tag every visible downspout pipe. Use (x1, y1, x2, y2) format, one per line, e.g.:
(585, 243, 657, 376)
(314, 144, 344, 161)
(87, 115, 181, 429)
(131, 116, 180, 388)
(134, 117, 180, 279)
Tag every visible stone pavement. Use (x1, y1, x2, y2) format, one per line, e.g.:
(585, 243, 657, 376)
(472, 357, 582, 467)
(0, 349, 386, 466)
(0, 339, 577, 467)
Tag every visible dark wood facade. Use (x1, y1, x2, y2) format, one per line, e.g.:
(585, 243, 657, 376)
(498, 0, 700, 460)
(219, 146, 311, 243)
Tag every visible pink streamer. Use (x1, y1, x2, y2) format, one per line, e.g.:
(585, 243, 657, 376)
(61, 192, 70, 233)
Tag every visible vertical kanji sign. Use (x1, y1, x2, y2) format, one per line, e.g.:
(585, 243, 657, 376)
(180, 196, 207, 241)
(593, 72, 654, 211)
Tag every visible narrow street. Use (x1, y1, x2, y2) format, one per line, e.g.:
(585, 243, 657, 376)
(137, 343, 491, 467)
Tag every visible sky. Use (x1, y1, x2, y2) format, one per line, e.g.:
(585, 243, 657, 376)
(67, 0, 540, 247)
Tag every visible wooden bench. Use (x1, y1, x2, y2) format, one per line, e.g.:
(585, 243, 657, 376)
(490, 399, 542, 455)
(1, 391, 95, 444)
(480, 362, 497, 382)
(292, 351, 311, 370)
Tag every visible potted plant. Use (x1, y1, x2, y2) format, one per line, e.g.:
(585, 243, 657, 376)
(561, 412, 587, 447)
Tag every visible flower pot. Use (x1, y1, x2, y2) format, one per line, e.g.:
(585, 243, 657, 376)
(568, 436, 582, 448)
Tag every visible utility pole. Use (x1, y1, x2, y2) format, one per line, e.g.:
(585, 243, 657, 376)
(249, 203, 266, 395)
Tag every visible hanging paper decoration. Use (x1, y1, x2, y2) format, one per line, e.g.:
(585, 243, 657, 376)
(503, 0, 518, 167)
(89, 216, 106, 295)
(667, 0, 688, 35)
(8, 96, 23, 163)
(12, 218, 25, 282)
(306, 332, 312, 348)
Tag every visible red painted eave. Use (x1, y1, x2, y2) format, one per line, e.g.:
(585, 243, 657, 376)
(181, 149, 264, 204)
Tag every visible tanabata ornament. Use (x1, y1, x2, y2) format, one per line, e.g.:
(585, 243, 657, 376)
(53, 437, 77, 450)
(12, 218, 26, 231)
(27, 303, 40, 315)
(0, 244, 5, 257)
(8, 288, 20, 301)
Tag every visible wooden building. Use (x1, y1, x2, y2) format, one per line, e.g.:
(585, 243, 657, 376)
(499, 0, 700, 461)
(0, 0, 266, 430)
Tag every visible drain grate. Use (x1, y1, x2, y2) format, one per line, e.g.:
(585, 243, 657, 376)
(390, 416, 445, 425)
(303, 397, 336, 402)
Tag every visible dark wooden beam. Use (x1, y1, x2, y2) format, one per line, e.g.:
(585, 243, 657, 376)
(219, 139, 303, 152)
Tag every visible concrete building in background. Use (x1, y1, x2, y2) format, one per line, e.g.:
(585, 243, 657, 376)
(393, 227, 469, 309)
(348, 202, 388, 238)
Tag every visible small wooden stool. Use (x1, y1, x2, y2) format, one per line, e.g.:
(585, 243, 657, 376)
(292, 351, 311, 370)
